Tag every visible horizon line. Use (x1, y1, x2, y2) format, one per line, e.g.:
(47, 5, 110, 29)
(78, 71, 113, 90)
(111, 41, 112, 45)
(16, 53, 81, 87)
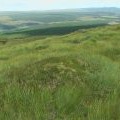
(0, 7, 120, 12)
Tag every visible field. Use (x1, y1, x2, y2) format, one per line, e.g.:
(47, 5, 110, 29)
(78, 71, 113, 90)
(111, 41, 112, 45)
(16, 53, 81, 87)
(0, 7, 120, 32)
(0, 8, 120, 120)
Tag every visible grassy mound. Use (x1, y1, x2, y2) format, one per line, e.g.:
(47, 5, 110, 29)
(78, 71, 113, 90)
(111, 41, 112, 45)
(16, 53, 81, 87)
(0, 25, 120, 120)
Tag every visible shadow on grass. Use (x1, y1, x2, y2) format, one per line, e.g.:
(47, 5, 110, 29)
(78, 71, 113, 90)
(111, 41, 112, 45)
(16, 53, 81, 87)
(5, 23, 107, 36)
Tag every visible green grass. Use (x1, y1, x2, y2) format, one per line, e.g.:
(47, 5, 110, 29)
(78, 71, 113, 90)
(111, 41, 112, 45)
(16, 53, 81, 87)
(0, 25, 120, 120)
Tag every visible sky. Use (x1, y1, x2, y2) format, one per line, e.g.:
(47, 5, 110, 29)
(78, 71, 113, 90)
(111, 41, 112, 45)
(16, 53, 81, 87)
(0, 0, 120, 11)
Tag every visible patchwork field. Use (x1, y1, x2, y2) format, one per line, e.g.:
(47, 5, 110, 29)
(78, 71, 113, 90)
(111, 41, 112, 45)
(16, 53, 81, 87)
(0, 8, 120, 32)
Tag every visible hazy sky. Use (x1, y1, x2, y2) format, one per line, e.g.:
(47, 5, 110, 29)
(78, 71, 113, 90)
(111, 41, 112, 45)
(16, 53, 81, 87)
(0, 0, 120, 11)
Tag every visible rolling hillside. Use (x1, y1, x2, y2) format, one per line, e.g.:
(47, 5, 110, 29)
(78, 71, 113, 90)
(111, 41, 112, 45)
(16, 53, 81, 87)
(0, 8, 120, 32)
(0, 25, 120, 120)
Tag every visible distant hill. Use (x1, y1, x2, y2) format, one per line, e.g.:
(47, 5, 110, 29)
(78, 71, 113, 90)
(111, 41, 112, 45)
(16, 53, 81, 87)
(0, 7, 120, 33)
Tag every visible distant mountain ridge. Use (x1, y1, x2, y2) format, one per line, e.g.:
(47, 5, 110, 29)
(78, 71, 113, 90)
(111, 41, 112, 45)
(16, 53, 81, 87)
(0, 7, 120, 13)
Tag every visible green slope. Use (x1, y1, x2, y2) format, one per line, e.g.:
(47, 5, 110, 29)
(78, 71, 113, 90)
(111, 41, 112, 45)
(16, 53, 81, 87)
(0, 25, 120, 120)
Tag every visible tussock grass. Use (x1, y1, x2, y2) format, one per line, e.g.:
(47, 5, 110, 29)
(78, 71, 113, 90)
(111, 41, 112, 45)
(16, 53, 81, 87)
(0, 25, 120, 120)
